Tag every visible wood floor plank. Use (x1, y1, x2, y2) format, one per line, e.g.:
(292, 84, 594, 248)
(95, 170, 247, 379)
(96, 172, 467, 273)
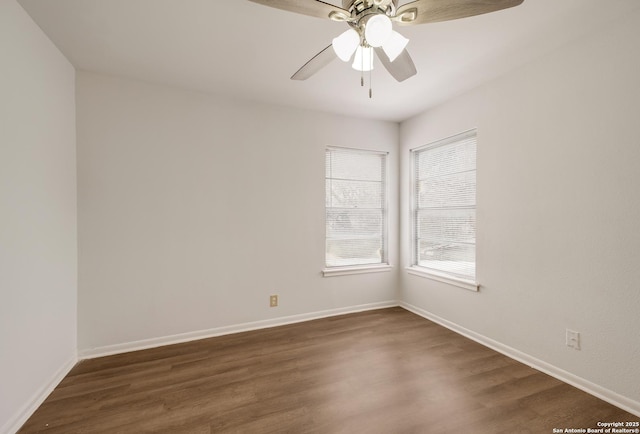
(18, 307, 639, 433)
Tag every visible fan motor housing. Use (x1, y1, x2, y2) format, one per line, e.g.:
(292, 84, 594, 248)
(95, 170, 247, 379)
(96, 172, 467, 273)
(343, 0, 396, 17)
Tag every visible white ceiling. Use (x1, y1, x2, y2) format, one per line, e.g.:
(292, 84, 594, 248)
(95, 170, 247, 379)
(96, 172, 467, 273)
(18, 0, 640, 122)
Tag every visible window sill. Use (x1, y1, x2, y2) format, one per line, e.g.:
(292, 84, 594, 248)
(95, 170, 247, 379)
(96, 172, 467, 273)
(323, 264, 393, 277)
(406, 266, 479, 292)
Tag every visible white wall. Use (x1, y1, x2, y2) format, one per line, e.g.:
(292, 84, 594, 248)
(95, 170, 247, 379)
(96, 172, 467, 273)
(0, 0, 77, 432)
(400, 9, 640, 409)
(76, 72, 399, 353)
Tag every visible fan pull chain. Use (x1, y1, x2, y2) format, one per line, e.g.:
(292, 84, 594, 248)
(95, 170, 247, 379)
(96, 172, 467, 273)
(369, 53, 373, 99)
(361, 49, 364, 87)
(357, 47, 373, 98)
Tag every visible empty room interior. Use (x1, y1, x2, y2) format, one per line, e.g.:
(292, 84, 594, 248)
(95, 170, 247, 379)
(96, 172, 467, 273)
(2, 0, 640, 432)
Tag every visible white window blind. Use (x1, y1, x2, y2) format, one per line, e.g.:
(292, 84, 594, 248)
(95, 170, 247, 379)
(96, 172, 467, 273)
(412, 130, 477, 281)
(325, 147, 388, 268)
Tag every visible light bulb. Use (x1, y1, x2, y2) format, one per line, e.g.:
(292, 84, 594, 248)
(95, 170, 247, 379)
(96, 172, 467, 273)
(364, 14, 392, 48)
(382, 31, 409, 62)
(332, 29, 360, 62)
(352, 46, 374, 72)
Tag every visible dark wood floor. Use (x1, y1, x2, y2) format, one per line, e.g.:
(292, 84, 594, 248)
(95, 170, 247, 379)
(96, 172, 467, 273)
(19, 307, 638, 433)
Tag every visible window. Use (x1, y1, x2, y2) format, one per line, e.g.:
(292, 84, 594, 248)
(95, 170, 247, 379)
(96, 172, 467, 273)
(324, 147, 390, 276)
(410, 130, 477, 290)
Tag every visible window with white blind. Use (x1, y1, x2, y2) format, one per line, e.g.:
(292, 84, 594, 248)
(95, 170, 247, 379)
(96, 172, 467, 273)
(409, 130, 478, 290)
(324, 147, 389, 275)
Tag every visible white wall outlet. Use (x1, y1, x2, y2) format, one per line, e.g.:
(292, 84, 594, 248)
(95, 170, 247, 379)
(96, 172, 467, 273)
(270, 295, 278, 307)
(566, 329, 580, 350)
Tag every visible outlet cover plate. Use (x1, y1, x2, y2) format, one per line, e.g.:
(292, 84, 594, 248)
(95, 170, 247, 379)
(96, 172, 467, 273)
(566, 329, 580, 350)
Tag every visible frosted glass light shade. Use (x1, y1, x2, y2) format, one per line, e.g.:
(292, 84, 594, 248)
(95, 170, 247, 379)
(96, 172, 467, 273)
(352, 46, 374, 72)
(382, 31, 409, 62)
(332, 29, 360, 62)
(364, 14, 392, 48)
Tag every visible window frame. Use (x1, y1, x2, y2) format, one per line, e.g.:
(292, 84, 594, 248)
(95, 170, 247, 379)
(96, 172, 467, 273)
(323, 146, 392, 277)
(407, 130, 479, 291)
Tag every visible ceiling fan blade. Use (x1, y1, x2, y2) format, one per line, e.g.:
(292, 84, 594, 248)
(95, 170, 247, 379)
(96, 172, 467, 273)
(374, 47, 417, 82)
(291, 45, 336, 80)
(395, 0, 524, 25)
(248, 0, 350, 20)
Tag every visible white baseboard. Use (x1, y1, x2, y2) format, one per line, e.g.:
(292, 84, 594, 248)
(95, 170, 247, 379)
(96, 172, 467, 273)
(2, 353, 77, 434)
(79, 300, 399, 359)
(400, 302, 640, 418)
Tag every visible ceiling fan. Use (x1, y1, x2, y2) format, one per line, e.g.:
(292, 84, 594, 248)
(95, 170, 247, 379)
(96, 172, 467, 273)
(249, 0, 524, 94)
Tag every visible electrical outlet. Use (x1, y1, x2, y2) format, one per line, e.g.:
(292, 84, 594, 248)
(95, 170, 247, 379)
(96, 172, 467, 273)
(566, 329, 580, 350)
(270, 295, 278, 307)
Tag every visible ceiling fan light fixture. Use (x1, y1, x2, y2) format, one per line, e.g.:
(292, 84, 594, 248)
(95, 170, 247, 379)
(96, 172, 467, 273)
(251, 0, 526, 85)
(352, 46, 374, 72)
(332, 29, 360, 62)
(364, 14, 392, 48)
(382, 31, 409, 62)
